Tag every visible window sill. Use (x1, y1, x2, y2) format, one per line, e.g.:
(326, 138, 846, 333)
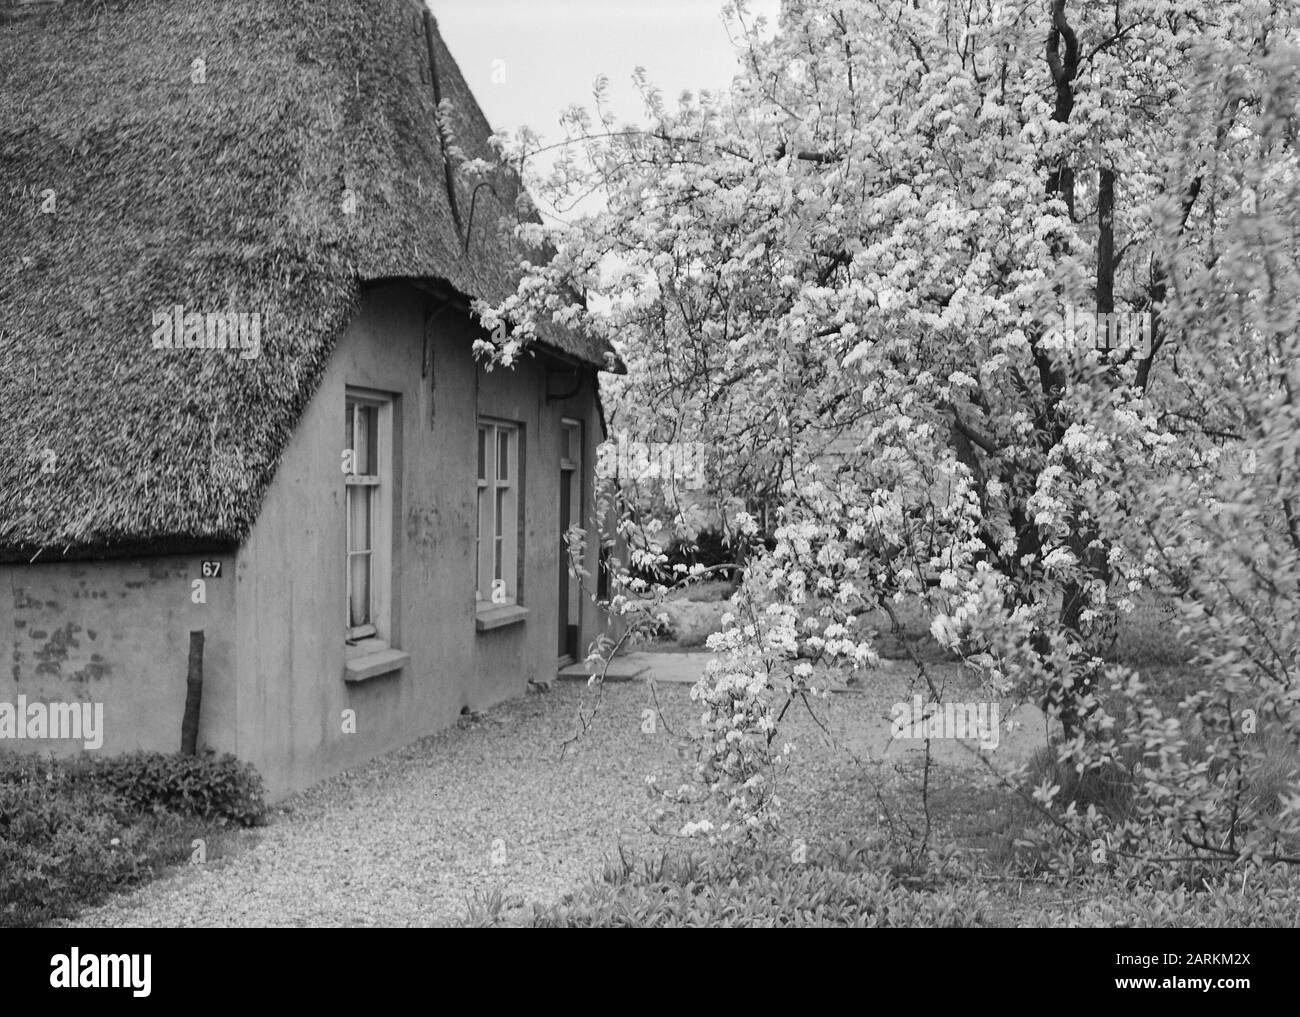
(475, 603, 529, 632)
(344, 646, 409, 682)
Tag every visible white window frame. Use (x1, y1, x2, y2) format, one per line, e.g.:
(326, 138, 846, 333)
(477, 419, 521, 607)
(560, 419, 582, 474)
(345, 390, 395, 651)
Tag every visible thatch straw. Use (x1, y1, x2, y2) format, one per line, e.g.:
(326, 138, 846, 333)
(0, 0, 617, 560)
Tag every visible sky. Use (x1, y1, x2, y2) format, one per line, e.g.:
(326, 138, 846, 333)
(429, 0, 780, 219)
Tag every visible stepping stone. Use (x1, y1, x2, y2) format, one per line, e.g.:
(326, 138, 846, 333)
(555, 657, 650, 682)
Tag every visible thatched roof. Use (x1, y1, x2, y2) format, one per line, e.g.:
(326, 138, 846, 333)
(0, 0, 618, 561)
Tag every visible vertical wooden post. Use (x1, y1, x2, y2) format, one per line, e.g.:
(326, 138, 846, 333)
(181, 630, 204, 755)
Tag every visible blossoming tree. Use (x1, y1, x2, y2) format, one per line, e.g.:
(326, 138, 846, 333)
(475, 0, 1300, 860)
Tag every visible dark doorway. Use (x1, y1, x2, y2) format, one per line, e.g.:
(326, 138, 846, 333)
(558, 419, 582, 661)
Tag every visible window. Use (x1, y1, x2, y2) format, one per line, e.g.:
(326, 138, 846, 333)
(560, 420, 581, 472)
(345, 391, 395, 649)
(477, 420, 520, 606)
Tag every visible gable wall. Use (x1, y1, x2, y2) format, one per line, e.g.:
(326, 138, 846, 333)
(0, 557, 239, 763)
(233, 282, 607, 795)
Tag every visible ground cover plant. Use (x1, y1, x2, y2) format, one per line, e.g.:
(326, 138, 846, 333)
(0, 750, 265, 927)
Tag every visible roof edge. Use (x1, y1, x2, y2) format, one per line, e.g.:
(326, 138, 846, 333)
(0, 537, 241, 566)
(362, 275, 626, 373)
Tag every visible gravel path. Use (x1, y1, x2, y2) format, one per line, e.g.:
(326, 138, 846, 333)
(60, 656, 1044, 927)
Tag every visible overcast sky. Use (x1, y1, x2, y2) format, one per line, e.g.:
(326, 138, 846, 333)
(430, 0, 780, 218)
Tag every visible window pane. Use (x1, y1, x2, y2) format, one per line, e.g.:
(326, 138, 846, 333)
(349, 552, 371, 627)
(477, 427, 487, 482)
(476, 487, 487, 594)
(345, 402, 355, 458)
(497, 429, 509, 481)
(355, 406, 370, 475)
(494, 488, 506, 583)
(350, 405, 379, 476)
(363, 406, 378, 475)
(348, 486, 371, 552)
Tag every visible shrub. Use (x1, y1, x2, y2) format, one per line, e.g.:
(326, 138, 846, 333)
(1022, 745, 1141, 824)
(0, 749, 266, 927)
(83, 751, 267, 826)
(0, 757, 141, 925)
(668, 528, 738, 572)
(631, 528, 773, 584)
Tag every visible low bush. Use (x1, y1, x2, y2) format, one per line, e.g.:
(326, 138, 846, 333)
(0, 759, 143, 926)
(631, 528, 773, 584)
(0, 749, 265, 927)
(1021, 744, 1142, 825)
(83, 751, 267, 827)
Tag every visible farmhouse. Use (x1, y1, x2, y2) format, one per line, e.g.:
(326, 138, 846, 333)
(0, 0, 620, 793)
